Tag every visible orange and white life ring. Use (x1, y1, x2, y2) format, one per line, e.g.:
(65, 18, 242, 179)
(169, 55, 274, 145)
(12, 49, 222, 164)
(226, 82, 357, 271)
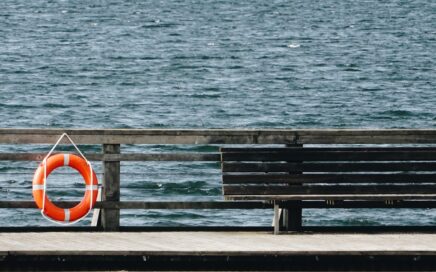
(32, 153, 98, 222)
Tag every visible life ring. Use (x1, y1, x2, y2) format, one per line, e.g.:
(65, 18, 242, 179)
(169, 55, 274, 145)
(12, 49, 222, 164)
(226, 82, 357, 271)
(32, 154, 98, 222)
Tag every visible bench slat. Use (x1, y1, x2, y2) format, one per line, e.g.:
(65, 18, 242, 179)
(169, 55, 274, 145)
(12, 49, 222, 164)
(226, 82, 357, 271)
(221, 147, 436, 152)
(224, 195, 436, 201)
(223, 185, 436, 195)
(222, 162, 436, 172)
(221, 150, 436, 161)
(223, 173, 436, 184)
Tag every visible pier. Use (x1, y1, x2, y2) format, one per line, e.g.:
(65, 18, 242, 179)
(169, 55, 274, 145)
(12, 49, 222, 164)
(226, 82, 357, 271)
(1, 128, 436, 270)
(3, 231, 436, 270)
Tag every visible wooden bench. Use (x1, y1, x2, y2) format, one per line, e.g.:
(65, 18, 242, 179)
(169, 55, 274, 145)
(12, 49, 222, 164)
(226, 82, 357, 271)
(220, 147, 436, 234)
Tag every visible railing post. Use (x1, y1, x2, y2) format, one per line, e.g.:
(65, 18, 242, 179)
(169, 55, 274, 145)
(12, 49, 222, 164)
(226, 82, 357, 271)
(101, 144, 120, 231)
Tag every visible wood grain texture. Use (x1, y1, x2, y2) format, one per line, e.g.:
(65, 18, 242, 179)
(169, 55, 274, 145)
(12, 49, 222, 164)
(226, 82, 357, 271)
(101, 144, 121, 231)
(0, 201, 272, 209)
(223, 185, 436, 195)
(0, 129, 435, 144)
(2, 232, 436, 256)
(222, 162, 436, 172)
(5, 200, 436, 209)
(0, 153, 220, 161)
(221, 150, 436, 161)
(220, 147, 436, 152)
(224, 194, 436, 201)
(221, 146, 436, 202)
(223, 173, 436, 184)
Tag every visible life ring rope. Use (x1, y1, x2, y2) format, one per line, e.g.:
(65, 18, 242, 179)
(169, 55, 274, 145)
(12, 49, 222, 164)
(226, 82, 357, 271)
(33, 133, 99, 225)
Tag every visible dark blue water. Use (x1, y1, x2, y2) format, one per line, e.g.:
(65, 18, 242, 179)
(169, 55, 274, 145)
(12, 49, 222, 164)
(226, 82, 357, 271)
(0, 0, 435, 226)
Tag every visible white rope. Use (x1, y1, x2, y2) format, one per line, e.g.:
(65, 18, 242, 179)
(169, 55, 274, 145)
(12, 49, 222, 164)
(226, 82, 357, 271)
(40, 133, 97, 225)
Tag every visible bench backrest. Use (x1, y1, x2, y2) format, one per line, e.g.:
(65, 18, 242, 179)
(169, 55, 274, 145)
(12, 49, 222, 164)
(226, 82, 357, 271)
(220, 147, 436, 200)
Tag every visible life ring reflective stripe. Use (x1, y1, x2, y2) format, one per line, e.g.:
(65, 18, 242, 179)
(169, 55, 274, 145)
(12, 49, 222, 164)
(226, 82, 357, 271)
(32, 154, 98, 222)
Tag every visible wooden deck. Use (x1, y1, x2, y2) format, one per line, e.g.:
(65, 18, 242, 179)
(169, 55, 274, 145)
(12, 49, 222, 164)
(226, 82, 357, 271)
(2, 231, 436, 270)
(2, 231, 436, 255)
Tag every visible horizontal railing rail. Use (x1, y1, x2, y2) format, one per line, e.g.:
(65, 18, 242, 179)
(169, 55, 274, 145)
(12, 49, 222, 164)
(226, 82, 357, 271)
(5, 200, 436, 209)
(0, 153, 220, 161)
(0, 201, 273, 209)
(1, 128, 436, 144)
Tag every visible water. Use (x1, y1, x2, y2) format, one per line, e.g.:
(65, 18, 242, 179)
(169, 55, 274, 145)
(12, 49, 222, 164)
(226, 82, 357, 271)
(0, 0, 435, 226)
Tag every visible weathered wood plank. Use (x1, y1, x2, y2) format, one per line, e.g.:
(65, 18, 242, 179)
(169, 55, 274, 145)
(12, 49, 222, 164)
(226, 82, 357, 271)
(300, 200, 436, 208)
(114, 201, 272, 209)
(223, 185, 436, 195)
(297, 136, 436, 144)
(221, 150, 436, 161)
(107, 153, 220, 161)
(101, 144, 121, 231)
(4, 232, 436, 256)
(0, 153, 103, 161)
(223, 173, 436, 184)
(224, 194, 436, 201)
(221, 147, 436, 152)
(0, 129, 296, 144)
(0, 201, 272, 209)
(222, 162, 436, 172)
(3, 200, 436, 209)
(0, 129, 435, 144)
(0, 153, 220, 161)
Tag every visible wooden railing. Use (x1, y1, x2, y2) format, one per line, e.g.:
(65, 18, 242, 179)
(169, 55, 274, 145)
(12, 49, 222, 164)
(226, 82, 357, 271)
(0, 129, 435, 231)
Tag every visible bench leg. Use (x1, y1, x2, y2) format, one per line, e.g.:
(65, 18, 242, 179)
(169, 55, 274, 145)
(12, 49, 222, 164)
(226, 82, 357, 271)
(272, 202, 302, 233)
(285, 201, 302, 231)
(91, 187, 102, 227)
(273, 202, 280, 235)
(282, 208, 288, 229)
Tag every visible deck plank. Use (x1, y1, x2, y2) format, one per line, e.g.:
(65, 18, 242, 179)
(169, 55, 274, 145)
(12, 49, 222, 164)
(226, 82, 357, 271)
(1, 232, 436, 256)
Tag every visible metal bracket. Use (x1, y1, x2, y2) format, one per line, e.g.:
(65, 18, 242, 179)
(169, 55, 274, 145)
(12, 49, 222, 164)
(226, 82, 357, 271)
(385, 200, 394, 205)
(326, 200, 335, 206)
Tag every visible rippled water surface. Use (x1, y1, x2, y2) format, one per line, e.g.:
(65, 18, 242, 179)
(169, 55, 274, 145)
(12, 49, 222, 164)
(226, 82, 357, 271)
(0, 0, 435, 226)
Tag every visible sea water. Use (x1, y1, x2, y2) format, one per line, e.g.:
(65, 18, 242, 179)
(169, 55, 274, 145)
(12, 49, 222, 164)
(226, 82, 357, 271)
(0, 0, 434, 226)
